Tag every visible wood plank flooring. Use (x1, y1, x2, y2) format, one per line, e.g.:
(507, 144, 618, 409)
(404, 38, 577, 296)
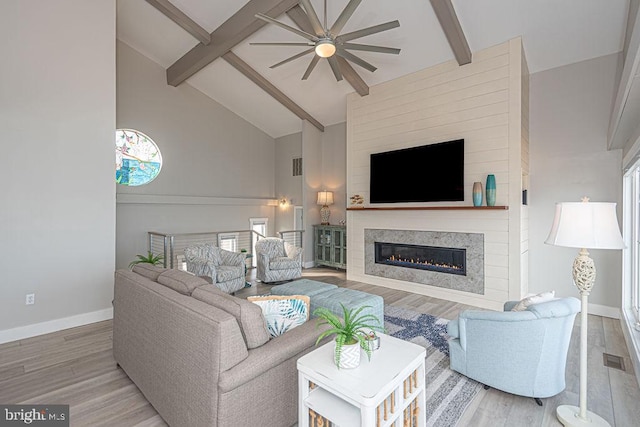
(1, 268, 639, 426)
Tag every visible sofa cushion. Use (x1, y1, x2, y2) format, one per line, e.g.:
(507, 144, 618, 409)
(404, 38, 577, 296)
(512, 291, 556, 311)
(132, 263, 167, 281)
(157, 269, 209, 295)
(192, 286, 269, 349)
(247, 295, 310, 338)
(269, 257, 300, 270)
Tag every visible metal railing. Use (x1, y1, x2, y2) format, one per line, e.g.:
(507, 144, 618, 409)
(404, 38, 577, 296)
(278, 229, 305, 248)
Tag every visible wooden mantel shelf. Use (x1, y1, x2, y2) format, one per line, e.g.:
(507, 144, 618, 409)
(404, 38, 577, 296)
(346, 206, 508, 211)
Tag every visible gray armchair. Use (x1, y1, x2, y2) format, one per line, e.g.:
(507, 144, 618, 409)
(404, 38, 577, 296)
(255, 237, 303, 283)
(447, 297, 580, 400)
(184, 243, 245, 293)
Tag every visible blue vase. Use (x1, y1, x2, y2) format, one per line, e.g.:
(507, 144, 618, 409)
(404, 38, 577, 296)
(486, 174, 496, 206)
(472, 182, 483, 207)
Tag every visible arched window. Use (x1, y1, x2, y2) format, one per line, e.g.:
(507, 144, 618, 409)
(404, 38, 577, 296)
(115, 129, 162, 186)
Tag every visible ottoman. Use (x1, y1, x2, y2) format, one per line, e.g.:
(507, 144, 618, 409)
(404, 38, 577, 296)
(271, 279, 384, 325)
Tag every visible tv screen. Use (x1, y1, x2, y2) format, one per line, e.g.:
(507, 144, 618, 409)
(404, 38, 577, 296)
(370, 139, 464, 203)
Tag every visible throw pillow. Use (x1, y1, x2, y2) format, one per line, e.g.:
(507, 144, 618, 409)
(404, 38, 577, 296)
(511, 291, 556, 311)
(247, 295, 310, 338)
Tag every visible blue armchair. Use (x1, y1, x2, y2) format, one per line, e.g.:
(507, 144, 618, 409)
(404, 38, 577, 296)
(447, 297, 580, 400)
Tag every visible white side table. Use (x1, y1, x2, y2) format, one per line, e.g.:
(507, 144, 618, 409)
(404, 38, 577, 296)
(297, 333, 426, 427)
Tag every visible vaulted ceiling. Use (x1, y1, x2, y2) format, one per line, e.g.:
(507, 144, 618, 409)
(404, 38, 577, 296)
(117, 0, 630, 138)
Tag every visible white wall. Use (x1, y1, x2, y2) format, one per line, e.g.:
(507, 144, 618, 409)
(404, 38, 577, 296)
(529, 53, 623, 311)
(302, 121, 323, 264)
(274, 132, 302, 233)
(116, 42, 277, 269)
(346, 40, 526, 310)
(321, 122, 347, 225)
(0, 0, 116, 336)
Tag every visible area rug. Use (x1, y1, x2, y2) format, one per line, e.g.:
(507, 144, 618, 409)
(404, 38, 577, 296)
(384, 306, 482, 427)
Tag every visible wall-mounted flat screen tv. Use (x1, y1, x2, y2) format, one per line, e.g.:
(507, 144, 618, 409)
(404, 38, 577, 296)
(370, 139, 464, 203)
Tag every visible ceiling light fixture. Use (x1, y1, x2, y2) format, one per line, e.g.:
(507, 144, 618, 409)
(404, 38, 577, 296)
(315, 39, 336, 58)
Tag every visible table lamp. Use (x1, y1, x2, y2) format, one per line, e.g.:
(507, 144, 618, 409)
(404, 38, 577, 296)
(317, 191, 334, 225)
(545, 197, 623, 427)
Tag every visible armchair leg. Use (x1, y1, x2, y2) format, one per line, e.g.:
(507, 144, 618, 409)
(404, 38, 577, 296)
(534, 398, 543, 407)
(483, 385, 490, 390)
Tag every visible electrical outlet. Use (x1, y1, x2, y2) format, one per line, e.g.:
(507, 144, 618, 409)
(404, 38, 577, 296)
(25, 293, 35, 305)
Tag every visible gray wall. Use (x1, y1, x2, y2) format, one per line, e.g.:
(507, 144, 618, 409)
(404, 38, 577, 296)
(116, 42, 276, 269)
(529, 53, 623, 308)
(274, 132, 302, 233)
(0, 0, 116, 331)
(321, 122, 347, 225)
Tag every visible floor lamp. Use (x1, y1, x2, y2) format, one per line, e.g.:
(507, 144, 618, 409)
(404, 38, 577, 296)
(545, 198, 624, 427)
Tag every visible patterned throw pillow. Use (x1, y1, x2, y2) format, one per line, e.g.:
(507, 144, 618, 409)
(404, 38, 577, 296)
(511, 291, 556, 311)
(247, 295, 310, 338)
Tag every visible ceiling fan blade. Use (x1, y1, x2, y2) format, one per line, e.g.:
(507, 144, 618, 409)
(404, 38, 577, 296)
(250, 42, 314, 46)
(341, 43, 401, 55)
(302, 55, 321, 80)
(255, 13, 319, 42)
(330, 0, 362, 36)
(270, 48, 315, 69)
(299, 0, 325, 36)
(336, 48, 377, 72)
(327, 56, 344, 82)
(336, 20, 400, 43)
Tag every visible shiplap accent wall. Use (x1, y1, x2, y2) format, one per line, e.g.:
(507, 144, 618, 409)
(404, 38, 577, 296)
(520, 49, 530, 298)
(346, 38, 529, 310)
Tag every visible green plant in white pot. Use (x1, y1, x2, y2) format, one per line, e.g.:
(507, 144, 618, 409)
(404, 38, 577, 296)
(314, 304, 383, 369)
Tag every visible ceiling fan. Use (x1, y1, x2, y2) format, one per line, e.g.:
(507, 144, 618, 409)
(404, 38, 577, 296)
(252, 0, 401, 82)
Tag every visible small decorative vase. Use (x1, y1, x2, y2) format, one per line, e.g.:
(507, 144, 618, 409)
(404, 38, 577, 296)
(472, 182, 483, 207)
(486, 174, 496, 207)
(335, 341, 360, 369)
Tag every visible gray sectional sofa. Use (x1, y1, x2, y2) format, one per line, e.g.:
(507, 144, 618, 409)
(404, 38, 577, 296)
(113, 263, 329, 427)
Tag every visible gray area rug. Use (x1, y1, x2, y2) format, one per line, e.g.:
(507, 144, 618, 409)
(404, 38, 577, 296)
(384, 306, 482, 427)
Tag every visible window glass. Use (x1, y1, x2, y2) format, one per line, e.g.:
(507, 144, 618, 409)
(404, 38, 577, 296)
(115, 129, 162, 186)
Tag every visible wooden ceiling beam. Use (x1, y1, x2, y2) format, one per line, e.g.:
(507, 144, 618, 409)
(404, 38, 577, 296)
(286, 4, 315, 34)
(430, 0, 472, 65)
(222, 51, 324, 132)
(167, 0, 299, 86)
(145, 0, 211, 45)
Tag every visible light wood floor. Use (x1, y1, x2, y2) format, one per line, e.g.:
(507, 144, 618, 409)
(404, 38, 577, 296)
(1, 268, 639, 426)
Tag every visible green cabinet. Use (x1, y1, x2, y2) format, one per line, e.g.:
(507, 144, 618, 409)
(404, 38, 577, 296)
(314, 225, 347, 269)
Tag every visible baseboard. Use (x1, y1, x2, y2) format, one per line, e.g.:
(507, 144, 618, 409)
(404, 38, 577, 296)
(588, 303, 620, 319)
(0, 308, 113, 344)
(303, 261, 316, 269)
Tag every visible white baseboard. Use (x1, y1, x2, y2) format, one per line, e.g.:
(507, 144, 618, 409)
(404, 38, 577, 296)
(0, 308, 113, 345)
(588, 303, 620, 319)
(303, 261, 316, 269)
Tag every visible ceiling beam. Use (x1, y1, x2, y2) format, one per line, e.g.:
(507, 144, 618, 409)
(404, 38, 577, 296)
(222, 51, 324, 132)
(337, 57, 369, 96)
(430, 0, 471, 65)
(145, 0, 211, 45)
(167, 0, 299, 86)
(286, 4, 315, 34)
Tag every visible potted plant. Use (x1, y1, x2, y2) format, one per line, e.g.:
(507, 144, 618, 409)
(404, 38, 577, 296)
(129, 251, 164, 269)
(314, 304, 384, 369)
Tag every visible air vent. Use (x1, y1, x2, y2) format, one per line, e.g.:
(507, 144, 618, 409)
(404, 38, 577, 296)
(603, 353, 625, 371)
(293, 157, 302, 176)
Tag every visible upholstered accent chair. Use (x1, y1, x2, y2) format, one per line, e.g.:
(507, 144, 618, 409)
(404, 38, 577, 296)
(255, 237, 303, 283)
(184, 243, 245, 294)
(447, 297, 580, 401)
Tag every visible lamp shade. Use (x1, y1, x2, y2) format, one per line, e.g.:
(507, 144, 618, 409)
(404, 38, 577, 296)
(545, 202, 623, 249)
(317, 191, 334, 206)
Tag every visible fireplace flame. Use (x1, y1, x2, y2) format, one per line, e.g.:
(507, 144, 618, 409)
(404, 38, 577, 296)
(387, 255, 463, 271)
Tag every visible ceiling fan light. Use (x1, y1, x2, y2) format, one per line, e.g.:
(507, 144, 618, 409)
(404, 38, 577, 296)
(315, 40, 336, 58)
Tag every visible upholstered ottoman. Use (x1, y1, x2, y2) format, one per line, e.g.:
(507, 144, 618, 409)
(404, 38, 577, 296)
(271, 279, 384, 325)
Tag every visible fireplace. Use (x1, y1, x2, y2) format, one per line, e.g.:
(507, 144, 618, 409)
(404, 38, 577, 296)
(364, 229, 484, 294)
(374, 242, 466, 276)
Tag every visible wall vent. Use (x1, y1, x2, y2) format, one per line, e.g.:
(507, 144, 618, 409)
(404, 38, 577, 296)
(603, 353, 625, 371)
(293, 157, 302, 176)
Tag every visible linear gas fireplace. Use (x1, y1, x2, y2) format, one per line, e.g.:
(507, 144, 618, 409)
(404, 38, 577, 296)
(375, 242, 466, 276)
(365, 229, 484, 294)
